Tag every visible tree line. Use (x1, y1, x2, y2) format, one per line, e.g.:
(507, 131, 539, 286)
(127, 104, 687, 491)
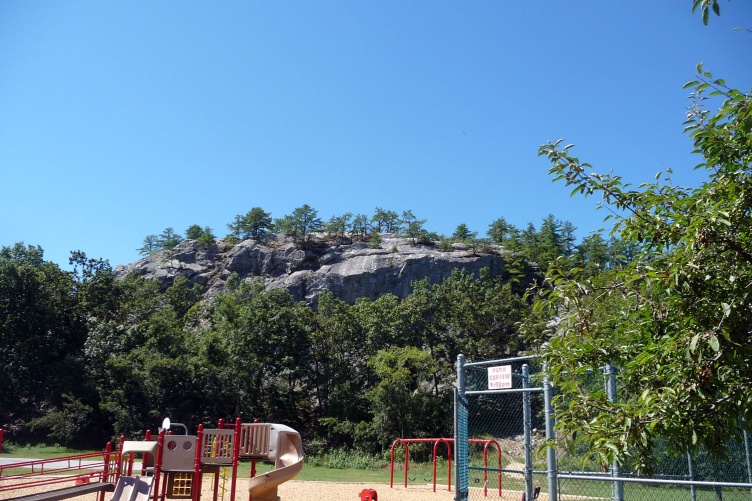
(139, 204, 629, 280)
(0, 213, 631, 451)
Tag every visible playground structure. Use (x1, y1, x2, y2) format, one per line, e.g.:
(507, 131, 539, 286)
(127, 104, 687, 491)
(389, 437, 502, 497)
(0, 419, 303, 501)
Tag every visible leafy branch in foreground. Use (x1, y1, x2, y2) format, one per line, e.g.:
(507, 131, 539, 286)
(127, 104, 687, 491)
(531, 69, 752, 473)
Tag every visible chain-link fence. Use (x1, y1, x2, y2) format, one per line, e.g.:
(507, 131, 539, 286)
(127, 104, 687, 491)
(454, 355, 752, 501)
(455, 355, 550, 501)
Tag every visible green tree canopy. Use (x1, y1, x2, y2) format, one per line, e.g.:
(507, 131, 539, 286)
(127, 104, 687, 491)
(185, 224, 203, 240)
(137, 234, 160, 256)
(196, 226, 215, 250)
(275, 204, 322, 243)
(487, 217, 514, 244)
(324, 212, 352, 244)
(242, 207, 273, 239)
(451, 223, 475, 242)
(0, 244, 95, 443)
(371, 207, 401, 234)
(532, 65, 752, 472)
(351, 214, 371, 241)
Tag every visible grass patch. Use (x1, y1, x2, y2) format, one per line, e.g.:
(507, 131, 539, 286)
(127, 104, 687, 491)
(245, 459, 447, 484)
(0, 443, 99, 459)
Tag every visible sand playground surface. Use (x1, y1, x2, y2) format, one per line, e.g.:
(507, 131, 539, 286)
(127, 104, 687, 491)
(0, 477, 546, 501)
(206, 478, 544, 501)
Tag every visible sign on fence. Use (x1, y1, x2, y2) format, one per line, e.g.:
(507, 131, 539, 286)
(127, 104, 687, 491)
(487, 365, 512, 389)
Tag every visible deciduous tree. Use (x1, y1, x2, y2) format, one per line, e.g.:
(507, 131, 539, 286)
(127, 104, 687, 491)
(532, 64, 752, 471)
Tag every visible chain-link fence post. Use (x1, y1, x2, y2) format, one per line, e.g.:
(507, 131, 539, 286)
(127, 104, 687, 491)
(605, 361, 624, 501)
(687, 451, 697, 501)
(543, 363, 558, 501)
(455, 354, 469, 501)
(522, 364, 533, 501)
(744, 429, 752, 500)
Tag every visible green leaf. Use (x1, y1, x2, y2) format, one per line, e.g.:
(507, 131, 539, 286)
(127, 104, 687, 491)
(708, 334, 720, 352)
(690, 333, 700, 353)
(721, 303, 731, 317)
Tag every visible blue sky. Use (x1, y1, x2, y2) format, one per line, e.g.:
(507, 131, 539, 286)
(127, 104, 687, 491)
(2, 2, 750, 269)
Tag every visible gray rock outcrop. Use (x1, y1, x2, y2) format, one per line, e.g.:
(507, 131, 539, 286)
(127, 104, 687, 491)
(114, 234, 510, 306)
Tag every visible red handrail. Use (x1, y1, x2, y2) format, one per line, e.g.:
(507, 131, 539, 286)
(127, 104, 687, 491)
(0, 449, 115, 493)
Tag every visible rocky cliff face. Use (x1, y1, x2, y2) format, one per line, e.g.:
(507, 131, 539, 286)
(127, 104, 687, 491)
(114, 234, 510, 306)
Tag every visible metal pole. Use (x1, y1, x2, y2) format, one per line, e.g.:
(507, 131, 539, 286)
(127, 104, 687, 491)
(543, 363, 558, 501)
(744, 428, 752, 500)
(687, 451, 697, 501)
(523, 364, 533, 501)
(455, 354, 469, 501)
(605, 362, 624, 501)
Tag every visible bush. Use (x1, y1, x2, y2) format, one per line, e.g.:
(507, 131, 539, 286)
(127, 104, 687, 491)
(306, 448, 388, 470)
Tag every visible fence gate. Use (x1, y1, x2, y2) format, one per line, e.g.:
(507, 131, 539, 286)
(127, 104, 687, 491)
(455, 354, 557, 501)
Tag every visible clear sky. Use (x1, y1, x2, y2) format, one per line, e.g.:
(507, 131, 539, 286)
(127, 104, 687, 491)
(2, 1, 750, 269)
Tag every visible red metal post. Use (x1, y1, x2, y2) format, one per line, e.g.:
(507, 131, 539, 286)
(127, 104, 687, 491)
(98, 442, 113, 501)
(403, 442, 409, 488)
(153, 429, 165, 501)
(249, 418, 259, 482)
(432, 441, 438, 492)
(482, 439, 502, 497)
(467, 438, 502, 497)
(116, 436, 126, 481)
(192, 424, 204, 501)
(431, 439, 453, 492)
(389, 440, 399, 488)
(483, 442, 489, 496)
(446, 440, 453, 492)
(230, 418, 241, 501)
(143, 430, 152, 476)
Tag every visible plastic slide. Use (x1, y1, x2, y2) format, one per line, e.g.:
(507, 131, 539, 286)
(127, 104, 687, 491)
(110, 476, 155, 501)
(248, 424, 304, 501)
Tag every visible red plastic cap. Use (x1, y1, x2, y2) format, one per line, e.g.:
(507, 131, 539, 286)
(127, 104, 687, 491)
(359, 488, 378, 501)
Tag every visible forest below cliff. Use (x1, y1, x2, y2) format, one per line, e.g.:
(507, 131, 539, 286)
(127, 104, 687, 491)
(1, 2, 745, 476)
(0, 213, 624, 453)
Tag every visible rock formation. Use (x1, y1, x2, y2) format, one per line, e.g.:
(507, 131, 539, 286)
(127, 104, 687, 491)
(114, 234, 510, 306)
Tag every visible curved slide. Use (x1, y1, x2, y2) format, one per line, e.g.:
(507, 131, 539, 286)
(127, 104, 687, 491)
(248, 424, 304, 501)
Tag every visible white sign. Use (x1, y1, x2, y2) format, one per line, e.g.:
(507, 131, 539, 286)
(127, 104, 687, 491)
(488, 365, 512, 389)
